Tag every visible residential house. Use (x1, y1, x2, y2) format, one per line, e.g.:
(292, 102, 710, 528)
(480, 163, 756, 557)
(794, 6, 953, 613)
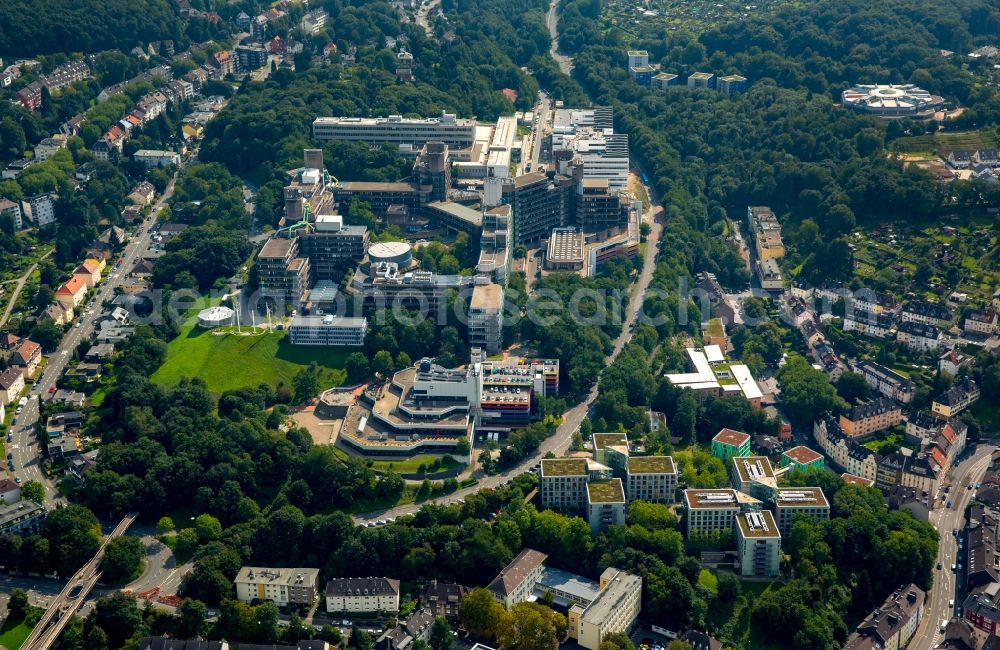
(73, 259, 102, 288)
(323, 576, 402, 615)
(813, 416, 879, 484)
(84, 343, 116, 362)
(487, 548, 547, 608)
(52, 389, 85, 408)
(900, 300, 952, 327)
(939, 349, 972, 377)
(33, 136, 67, 161)
(48, 434, 82, 459)
(136, 639, 226, 650)
(965, 310, 999, 335)
(128, 181, 156, 206)
(2, 158, 34, 180)
(419, 581, 469, 620)
(886, 485, 931, 522)
(933, 377, 981, 418)
(857, 360, 916, 404)
(852, 288, 899, 315)
(839, 398, 903, 438)
(0, 478, 20, 505)
(843, 310, 895, 338)
(843, 584, 924, 650)
(133, 149, 180, 168)
(877, 449, 941, 495)
(0, 333, 22, 352)
(55, 275, 87, 312)
(9, 340, 42, 379)
(679, 631, 723, 650)
(0, 367, 25, 405)
(896, 321, 941, 352)
(376, 610, 434, 650)
(0, 501, 46, 535)
(16, 82, 43, 110)
(948, 150, 973, 169)
(234, 567, 320, 607)
(41, 60, 90, 91)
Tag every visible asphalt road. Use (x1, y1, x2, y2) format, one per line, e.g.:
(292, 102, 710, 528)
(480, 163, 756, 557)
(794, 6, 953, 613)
(910, 443, 997, 650)
(354, 172, 665, 523)
(8, 176, 176, 505)
(546, 0, 573, 76)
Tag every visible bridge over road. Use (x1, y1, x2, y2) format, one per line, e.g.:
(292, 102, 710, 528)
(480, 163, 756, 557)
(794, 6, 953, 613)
(20, 512, 139, 650)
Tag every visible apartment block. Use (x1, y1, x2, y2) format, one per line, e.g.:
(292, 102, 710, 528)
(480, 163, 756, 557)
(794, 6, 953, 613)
(839, 398, 903, 438)
(683, 489, 740, 538)
(592, 432, 629, 467)
(711, 428, 751, 460)
(844, 584, 924, 650)
(587, 479, 626, 534)
(900, 300, 952, 327)
(625, 456, 677, 504)
(570, 568, 642, 650)
(895, 321, 940, 352)
(735, 510, 781, 577)
(780, 446, 824, 471)
(933, 377, 980, 418)
(843, 310, 894, 339)
(772, 487, 830, 536)
(717, 74, 748, 95)
(746, 206, 784, 260)
(688, 72, 716, 89)
(234, 567, 320, 607)
(325, 577, 400, 614)
(730, 456, 778, 500)
(857, 360, 915, 404)
(539, 458, 590, 512)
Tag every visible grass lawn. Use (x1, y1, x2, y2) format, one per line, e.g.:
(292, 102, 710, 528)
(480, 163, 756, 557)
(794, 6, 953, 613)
(330, 446, 464, 475)
(891, 130, 999, 156)
(151, 313, 348, 394)
(699, 568, 719, 593)
(0, 617, 34, 650)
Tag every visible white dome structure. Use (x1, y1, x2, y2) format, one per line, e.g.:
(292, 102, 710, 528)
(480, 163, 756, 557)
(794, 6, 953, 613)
(197, 305, 235, 328)
(368, 241, 413, 266)
(841, 84, 945, 119)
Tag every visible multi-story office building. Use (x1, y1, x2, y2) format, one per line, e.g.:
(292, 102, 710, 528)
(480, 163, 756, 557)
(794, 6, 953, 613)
(570, 568, 642, 650)
(730, 456, 778, 500)
(468, 282, 504, 354)
(857, 360, 915, 404)
(771, 487, 830, 536)
(735, 510, 780, 577)
(501, 171, 573, 245)
(333, 181, 426, 221)
(625, 456, 677, 504)
(551, 129, 629, 189)
(325, 577, 400, 614)
(234, 567, 320, 607)
(711, 428, 751, 460)
(839, 398, 903, 438)
(297, 216, 369, 281)
(487, 548, 547, 609)
(257, 237, 310, 306)
(412, 141, 451, 202)
(573, 177, 629, 235)
(312, 113, 477, 155)
(683, 489, 740, 538)
(586, 479, 626, 534)
(288, 315, 367, 346)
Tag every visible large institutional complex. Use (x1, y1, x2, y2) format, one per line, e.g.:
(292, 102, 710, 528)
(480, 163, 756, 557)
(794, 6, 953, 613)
(840, 84, 945, 119)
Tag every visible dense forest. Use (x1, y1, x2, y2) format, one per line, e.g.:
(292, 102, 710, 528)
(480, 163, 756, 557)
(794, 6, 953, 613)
(0, 0, 184, 55)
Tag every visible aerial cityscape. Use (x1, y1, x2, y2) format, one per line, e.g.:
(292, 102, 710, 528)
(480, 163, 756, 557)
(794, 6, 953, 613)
(0, 0, 998, 650)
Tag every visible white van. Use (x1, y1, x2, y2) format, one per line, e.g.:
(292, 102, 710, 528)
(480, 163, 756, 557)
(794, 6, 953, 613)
(941, 619, 947, 632)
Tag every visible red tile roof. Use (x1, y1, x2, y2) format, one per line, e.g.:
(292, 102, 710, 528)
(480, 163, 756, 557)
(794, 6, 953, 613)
(57, 275, 87, 296)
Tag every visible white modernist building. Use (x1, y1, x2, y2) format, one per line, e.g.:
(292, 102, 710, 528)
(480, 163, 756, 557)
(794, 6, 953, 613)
(289, 315, 367, 346)
(841, 84, 945, 119)
(196, 305, 235, 329)
(735, 510, 781, 577)
(312, 113, 477, 155)
(570, 568, 643, 650)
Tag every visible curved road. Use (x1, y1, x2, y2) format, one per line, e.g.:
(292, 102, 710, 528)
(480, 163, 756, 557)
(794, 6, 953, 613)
(356, 174, 664, 523)
(546, 0, 573, 76)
